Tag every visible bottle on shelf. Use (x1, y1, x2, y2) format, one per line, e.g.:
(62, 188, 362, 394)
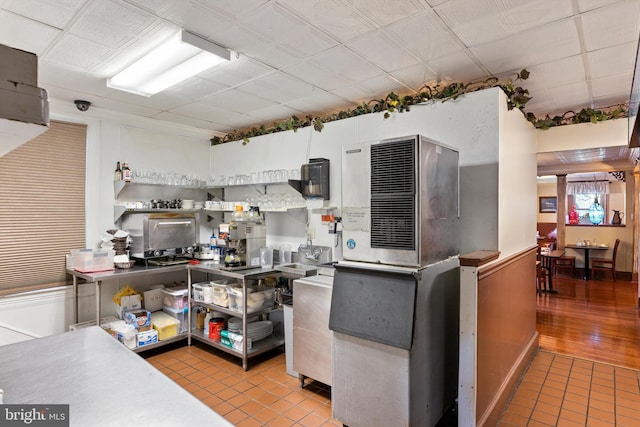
(122, 161, 131, 182)
(114, 161, 122, 181)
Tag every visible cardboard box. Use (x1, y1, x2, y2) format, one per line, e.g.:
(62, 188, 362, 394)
(143, 286, 164, 312)
(137, 329, 158, 347)
(123, 308, 151, 330)
(116, 294, 142, 319)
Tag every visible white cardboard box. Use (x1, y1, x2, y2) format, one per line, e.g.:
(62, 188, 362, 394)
(116, 294, 142, 319)
(143, 286, 164, 312)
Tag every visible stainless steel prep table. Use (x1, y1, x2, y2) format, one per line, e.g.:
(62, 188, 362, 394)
(67, 263, 187, 326)
(0, 326, 233, 427)
(188, 262, 283, 371)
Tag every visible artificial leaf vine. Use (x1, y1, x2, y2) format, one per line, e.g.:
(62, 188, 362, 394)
(210, 69, 628, 146)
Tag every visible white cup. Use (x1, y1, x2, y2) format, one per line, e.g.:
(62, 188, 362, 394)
(280, 244, 291, 264)
(260, 246, 273, 268)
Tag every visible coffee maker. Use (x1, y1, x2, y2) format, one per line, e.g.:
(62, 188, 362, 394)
(225, 221, 266, 269)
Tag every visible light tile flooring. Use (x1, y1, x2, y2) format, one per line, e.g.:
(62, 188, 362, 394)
(499, 350, 640, 427)
(145, 343, 340, 427)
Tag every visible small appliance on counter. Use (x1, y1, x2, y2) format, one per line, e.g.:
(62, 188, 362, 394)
(218, 221, 266, 270)
(121, 212, 198, 263)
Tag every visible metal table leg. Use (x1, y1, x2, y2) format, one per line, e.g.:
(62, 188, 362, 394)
(95, 281, 101, 325)
(73, 275, 78, 324)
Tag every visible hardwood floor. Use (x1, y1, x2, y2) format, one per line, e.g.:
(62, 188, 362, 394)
(537, 273, 640, 369)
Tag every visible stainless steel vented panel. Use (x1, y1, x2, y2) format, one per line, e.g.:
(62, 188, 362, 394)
(342, 135, 460, 267)
(371, 139, 416, 250)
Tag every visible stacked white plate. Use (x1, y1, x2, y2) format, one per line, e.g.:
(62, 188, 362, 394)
(227, 319, 273, 342)
(227, 316, 258, 333)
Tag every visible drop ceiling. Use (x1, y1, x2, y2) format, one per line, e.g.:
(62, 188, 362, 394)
(1, 0, 639, 171)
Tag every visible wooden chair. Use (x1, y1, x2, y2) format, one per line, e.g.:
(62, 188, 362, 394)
(591, 239, 620, 281)
(536, 247, 549, 292)
(553, 255, 575, 277)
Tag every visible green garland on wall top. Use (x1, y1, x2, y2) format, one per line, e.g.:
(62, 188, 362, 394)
(210, 69, 628, 145)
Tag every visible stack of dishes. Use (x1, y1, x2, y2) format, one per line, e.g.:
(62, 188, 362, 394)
(227, 319, 273, 342)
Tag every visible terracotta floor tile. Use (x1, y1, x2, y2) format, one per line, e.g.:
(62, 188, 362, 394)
(528, 419, 554, 427)
(585, 417, 612, 427)
(534, 401, 561, 418)
(254, 407, 279, 424)
(499, 411, 530, 426)
(587, 406, 615, 423)
(284, 405, 311, 422)
(615, 403, 640, 420)
(240, 399, 266, 416)
(226, 408, 250, 425)
(617, 414, 640, 427)
(559, 408, 587, 424)
(504, 402, 533, 418)
(562, 399, 587, 415)
(213, 401, 235, 416)
(298, 411, 326, 427)
(266, 415, 295, 427)
(216, 386, 239, 401)
(236, 417, 263, 427)
(228, 392, 251, 408)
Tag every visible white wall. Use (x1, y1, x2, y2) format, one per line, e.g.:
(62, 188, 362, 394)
(210, 87, 537, 258)
(1, 88, 537, 344)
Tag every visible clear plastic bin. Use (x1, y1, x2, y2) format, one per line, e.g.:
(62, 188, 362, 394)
(162, 286, 188, 310)
(163, 306, 188, 334)
(67, 249, 115, 272)
(227, 286, 275, 314)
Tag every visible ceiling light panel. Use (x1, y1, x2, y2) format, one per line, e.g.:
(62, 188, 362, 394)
(107, 30, 231, 96)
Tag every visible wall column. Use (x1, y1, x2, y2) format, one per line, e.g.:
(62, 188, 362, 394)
(634, 171, 639, 304)
(556, 175, 567, 249)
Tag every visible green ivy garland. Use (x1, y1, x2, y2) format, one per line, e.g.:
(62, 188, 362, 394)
(210, 69, 628, 145)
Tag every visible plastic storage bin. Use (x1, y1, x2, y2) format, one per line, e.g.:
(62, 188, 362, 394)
(163, 306, 188, 334)
(151, 311, 180, 340)
(211, 280, 234, 307)
(227, 286, 275, 314)
(67, 249, 115, 272)
(192, 282, 208, 303)
(162, 286, 188, 310)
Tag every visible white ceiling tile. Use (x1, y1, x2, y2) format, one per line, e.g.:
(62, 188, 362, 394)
(286, 91, 352, 115)
(239, 73, 317, 104)
(329, 84, 374, 104)
(154, 2, 232, 39)
(390, 64, 439, 90)
(283, 61, 352, 91)
(421, 51, 486, 83)
(355, 74, 413, 99)
(244, 42, 305, 69)
(527, 82, 591, 117)
(591, 72, 633, 101)
(247, 104, 308, 122)
(580, 0, 640, 51)
(0, 10, 62, 55)
(346, 30, 421, 72)
(194, 0, 271, 20)
(39, 61, 113, 96)
(577, 0, 628, 13)
(199, 89, 278, 113)
(1, 0, 81, 28)
(151, 110, 225, 131)
(587, 43, 637, 80)
(238, 3, 336, 57)
(350, 0, 427, 27)
(386, 10, 462, 62)
(69, 0, 157, 49)
(43, 33, 114, 71)
(199, 56, 276, 87)
(277, 0, 375, 42)
(523, 55, 586, 91)
(161, 76, 229, 101)
(436, 0, 574, 46)
(308, 45, 384, 83)
(169, 102, 243, 122)
(470, 18, 581, 74)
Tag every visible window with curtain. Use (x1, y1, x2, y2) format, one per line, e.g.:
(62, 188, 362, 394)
(0, 121, 86, 293)
(567, 180, 610, 225)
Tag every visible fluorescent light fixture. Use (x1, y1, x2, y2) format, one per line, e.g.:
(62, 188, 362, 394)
(107, 30, 231, 97)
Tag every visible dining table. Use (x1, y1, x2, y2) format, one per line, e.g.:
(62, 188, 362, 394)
(564, 244, 609, 280)
(539, 249, 565, 294)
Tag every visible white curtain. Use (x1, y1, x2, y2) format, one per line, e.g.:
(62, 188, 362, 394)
(566, 181, 609, 195)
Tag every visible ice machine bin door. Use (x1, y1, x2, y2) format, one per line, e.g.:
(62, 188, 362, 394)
(329, 264, 416, 350)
